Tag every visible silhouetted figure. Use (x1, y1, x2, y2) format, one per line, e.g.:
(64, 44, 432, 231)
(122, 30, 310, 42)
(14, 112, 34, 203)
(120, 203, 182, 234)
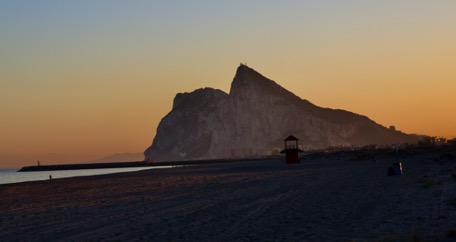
(37, 161, 41, 166)
(49, 175, 52, 180)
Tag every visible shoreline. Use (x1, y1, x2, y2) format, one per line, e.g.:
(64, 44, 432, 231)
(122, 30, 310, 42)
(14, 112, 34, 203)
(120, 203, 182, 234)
(16, 145, 455, 172)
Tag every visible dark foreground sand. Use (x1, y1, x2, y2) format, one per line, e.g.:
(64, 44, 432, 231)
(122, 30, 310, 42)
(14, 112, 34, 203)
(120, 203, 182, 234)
(1, 147, 456, 241)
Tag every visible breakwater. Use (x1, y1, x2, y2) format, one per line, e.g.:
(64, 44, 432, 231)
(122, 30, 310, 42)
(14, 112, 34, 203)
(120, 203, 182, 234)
(17, 158, 274, 172)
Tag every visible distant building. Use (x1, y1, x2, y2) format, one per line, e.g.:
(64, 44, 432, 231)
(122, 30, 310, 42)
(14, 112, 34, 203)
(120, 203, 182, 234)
(437, 137, 447, 145)
(389, 126, 396, 131)
(419, 137, 437, 146)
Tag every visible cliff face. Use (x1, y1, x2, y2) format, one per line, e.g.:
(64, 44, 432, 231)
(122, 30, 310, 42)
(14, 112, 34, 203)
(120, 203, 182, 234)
(144, 65, 418, 161)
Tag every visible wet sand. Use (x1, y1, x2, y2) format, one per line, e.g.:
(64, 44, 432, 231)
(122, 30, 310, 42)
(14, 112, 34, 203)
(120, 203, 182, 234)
(1, 147, 456, 241)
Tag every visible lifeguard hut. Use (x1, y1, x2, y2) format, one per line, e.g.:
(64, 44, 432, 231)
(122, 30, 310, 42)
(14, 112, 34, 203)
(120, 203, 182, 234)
(280, 135, 304, 164)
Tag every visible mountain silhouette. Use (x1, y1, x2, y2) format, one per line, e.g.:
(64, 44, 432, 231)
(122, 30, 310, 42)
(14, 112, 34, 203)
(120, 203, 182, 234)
(145, 64, 418, 161)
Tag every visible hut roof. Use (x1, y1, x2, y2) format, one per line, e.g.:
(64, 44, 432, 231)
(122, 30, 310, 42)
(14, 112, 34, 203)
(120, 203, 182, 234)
(284, 135, 299, 141)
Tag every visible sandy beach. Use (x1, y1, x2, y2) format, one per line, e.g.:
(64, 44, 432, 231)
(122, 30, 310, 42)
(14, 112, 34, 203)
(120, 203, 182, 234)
(1, 147, 456, 241)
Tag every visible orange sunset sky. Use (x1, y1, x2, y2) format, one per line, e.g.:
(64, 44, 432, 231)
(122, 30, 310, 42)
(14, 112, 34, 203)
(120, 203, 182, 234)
(1, 1, 455, 169)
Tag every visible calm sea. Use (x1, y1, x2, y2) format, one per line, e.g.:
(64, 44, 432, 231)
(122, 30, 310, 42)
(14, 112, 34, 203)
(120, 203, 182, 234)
(0, 166, 172, 185)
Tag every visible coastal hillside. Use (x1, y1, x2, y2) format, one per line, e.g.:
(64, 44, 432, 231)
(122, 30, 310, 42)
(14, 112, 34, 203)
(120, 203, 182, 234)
(145, 65, 419, 162)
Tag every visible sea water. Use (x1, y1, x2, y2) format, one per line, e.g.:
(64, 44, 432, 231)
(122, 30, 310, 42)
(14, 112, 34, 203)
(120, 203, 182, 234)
(0, 166, 171, 185)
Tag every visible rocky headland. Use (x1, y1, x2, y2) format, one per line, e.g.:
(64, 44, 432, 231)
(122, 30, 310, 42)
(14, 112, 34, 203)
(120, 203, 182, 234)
(145, 65, 419, 162)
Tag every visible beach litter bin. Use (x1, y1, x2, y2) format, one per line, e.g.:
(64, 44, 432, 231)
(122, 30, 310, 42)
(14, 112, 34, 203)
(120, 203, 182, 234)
(387, 162, 403, 176)
(393, 162, 402, 175)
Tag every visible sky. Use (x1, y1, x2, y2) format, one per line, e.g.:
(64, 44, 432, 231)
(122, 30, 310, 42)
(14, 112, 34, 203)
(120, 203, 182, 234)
(1, 1, 455, 168)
